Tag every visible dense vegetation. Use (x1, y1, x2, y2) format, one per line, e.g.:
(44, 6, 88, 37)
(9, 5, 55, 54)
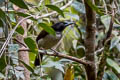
(0, 0, 120, 80)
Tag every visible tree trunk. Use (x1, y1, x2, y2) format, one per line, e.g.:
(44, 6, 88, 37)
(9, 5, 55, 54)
(13, 5, 30, 80)
(84, 0, 97, 80)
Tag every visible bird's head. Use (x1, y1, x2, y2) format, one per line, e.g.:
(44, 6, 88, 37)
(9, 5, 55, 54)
(52, 21, 75, 32)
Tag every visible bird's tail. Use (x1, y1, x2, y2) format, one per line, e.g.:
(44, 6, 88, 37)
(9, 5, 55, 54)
(34, 53, 43, 66)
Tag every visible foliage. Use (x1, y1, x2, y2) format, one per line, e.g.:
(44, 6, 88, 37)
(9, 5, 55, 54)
(0, 0, 120, 80)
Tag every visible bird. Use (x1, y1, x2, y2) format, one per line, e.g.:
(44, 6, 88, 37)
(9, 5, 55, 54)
(34, 21, 74, 66)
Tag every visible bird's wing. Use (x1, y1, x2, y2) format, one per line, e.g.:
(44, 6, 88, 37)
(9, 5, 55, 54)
(36, 30, 48, 43)
(35, 30, 48, 66)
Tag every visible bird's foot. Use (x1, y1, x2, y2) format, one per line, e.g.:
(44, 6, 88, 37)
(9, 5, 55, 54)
(50, 48, 59, 56)
(40, 48, 47, 55)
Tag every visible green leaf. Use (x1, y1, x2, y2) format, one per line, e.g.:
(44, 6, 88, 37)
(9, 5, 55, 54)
(72, 40, 77, 50)
(29, 52, 36, 67)
(38, 23, 55, 36)
(19, 59, 34, 72)
(86, 0, 104, 15)
(24, 37, 38, 53)
(17, 58, 38, 76)
(71, 1, 85, 14)
(0, 0, 5, 4)
(9, 11, 37, 21)
(8, 44, 19, 53)
(45, 0, 50, 5)
(116, 43, 120, 52)
(65, 13, 79, 20)
(106, 58, 120, 74)
(0, 73, 4, 79)
(0, 55, 7, 71)
(12, 57, 38, 76)
(10, 0, 28, 9)
(46, 5, 64, 17)
(0, 9, 8, 37)
(43, 61, 64, 73)
(0, 8, 5, 19)
(110, 36, 120, 50)
(107, 71, 119, 80)
(59, 59, 73, 63)
(16, 26, 24, 35)
(101, 15, 111, 31)
(45, 67, 63, 80)
(114, 19, 120, 25)
(11, 22, 24, 35)
(103, 71, 119, 80)
(15, 12, 37, 21)
(0, 19, 3, 27)
(77, 46, 85, 58)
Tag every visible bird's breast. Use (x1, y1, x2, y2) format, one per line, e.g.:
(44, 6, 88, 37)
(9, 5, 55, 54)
(37, 34, 62, 49)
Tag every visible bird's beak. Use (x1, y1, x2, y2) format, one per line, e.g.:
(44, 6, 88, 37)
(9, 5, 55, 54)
(65, 22, 75, 26)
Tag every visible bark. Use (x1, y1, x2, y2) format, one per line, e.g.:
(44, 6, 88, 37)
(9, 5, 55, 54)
(84, 0, 97, 80)
(13, 5, 30, 80)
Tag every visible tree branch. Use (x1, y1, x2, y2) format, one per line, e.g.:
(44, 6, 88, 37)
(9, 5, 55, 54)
(18, 48, 91, 65)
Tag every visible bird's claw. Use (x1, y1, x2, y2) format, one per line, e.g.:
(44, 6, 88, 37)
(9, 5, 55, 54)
(51, 48, 58, 57)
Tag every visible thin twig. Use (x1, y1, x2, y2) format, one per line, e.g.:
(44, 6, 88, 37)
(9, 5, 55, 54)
(36, 0, 73, 19)
(95, 47, 104, 55)
(13, 38, 27, 48)
(53, 0, 64, 4)
(103, 0, 108, 14)
(38, 0, 44, 6)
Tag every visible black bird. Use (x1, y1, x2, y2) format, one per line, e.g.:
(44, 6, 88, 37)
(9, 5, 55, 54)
(34, 21, 74, 66)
